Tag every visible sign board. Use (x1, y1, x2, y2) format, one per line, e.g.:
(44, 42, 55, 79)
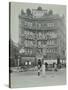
(25, 62, 28, 65)
(22, 57, 35, 60)
(36, 53, 43, 59)
(32, 9, 48, 18)
(44, 60, 57, 64)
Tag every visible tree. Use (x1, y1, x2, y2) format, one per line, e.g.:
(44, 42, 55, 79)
(21, 9, 25, 15)
(26, 8, 31, 16)
(9, 39, 19, 67)
(49, 10, 53, 15)
(37, 6, 42, 10)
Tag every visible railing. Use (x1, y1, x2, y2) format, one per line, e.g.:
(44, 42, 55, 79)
(24, 25, 57, 30)
(23, 35, 57, 40)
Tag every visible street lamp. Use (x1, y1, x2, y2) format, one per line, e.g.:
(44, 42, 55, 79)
(18, 48, 25, 69)
(18, 56, 20, 67)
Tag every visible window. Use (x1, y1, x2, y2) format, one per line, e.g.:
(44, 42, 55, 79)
(24, 40, 27, 47)
(38, 32, 42, 39)
(24, 21, 32, 28)
(24, 31, 27, 35)
(30, 49, 32, 55)
(31, 41, 33, 46)
(24, 49, 27, 55)
(47, 23, 54, 27)
(24, 21, 27, 26)
(38, 41, 41, 47)
(42, 33, 45, 39)
(38, 23, 41, 28)
(49, 49, 51, 53)
(28, 22, 32, 28)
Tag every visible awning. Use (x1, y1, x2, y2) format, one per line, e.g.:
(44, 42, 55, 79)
(21, 57, 35, 60)
(44, 60, 57, 64)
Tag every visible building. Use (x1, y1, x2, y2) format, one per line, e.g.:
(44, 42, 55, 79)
(9, 39, 19, 67)
(18, 7, 66, 66)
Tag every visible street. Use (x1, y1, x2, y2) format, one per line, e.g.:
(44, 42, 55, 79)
(10, 69, 66, 88)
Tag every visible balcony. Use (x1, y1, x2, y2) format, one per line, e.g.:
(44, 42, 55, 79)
(24, 35, 35, 40)
(23, 25, 57, 31)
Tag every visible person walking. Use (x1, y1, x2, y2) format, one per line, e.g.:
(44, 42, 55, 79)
(45, 62, 48, 71)
(57, 55, 60, 69)
(37, 59, 42, 76)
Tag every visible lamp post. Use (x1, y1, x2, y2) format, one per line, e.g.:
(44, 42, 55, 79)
(18, 48, 25, 69)
(17, 55, 20, 72)
(43, 44, 47, 60)
(18, 56, 20, 67)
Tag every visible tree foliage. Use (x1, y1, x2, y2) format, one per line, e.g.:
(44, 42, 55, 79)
(26, 8, 31, 15)
(49, 10, 53, 15)
(21, 9, 25, 15)
(37, 6, 42, 10)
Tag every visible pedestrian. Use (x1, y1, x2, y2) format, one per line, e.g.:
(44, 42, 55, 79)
(37, 59, 42, 76)
(45, 62, 48, 71)
(54, 63, 57, 71)
(38, 65, 41, 76)
(57, 55, 60, 69)
(42, 61, 45, 76)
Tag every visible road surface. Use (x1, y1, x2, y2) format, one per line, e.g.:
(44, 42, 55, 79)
(10, 69, 66, 88)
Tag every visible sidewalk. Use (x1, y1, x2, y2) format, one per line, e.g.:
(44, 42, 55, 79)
(10, 68, 66, 88)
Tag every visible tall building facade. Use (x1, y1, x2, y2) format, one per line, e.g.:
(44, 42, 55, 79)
(19, 7, 66, 65)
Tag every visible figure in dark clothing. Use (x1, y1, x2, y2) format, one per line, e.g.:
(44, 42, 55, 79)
(53, 63, 57, 71)
(37, 59, 42, 76)
(38, 65, 41, 76)
(38, 59, 42, 68)
(57, 56, 61, 69)
(45, 62, 48, 70)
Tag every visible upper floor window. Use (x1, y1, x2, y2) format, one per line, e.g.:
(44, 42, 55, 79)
(24, 21, 32, 28)
(47, 23, 54, 27)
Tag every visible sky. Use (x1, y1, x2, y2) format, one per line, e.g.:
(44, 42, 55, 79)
(10, 2, 66, 43)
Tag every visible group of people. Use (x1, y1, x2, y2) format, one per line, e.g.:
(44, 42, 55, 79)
(37, 59, 58, 76)
(37, 59, 46, 76)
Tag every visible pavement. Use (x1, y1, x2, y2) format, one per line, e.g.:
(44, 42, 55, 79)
(10, 69, 66, 88)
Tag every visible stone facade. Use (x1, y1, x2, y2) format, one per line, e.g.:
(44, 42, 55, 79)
(19, 7, 66, 65)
